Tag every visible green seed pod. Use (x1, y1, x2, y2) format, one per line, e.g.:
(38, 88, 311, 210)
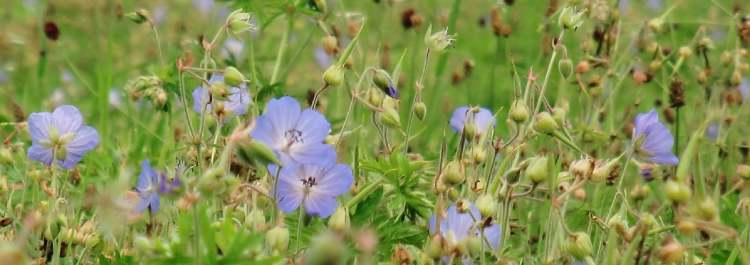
(323, 65, 345, 87)
(414, 101, 427, 121)
(693, 197, 718, 221)
(469, 146, 487, 164)
(367, 88, 383, 107)
(591, 159, 618, 182)
(564, 232, 593, 260)
(223, 66, 246, 86)
(532, 112, 559, 134)
(509, 99, 530, 123)
(226, 9, 256, 35)
(265, 226, 290, 253)
(526, 156, 550, 184)
(379, 107, 401, 129)
(664, 180, 691, 204)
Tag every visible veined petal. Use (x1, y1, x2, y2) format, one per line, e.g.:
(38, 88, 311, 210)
(225, 85, 251, 116)
(296, 109, 331, 144)
(288, 143, 336, 165)
(67, 126, 100, 153)
(265, 97, 302, 140)
(474, 108, 495, 133)
(314, 163, 353, 196)
(52, 105, 83, 134)
(28, 144, 53, 166)
(633, 109, 659, 139)
(28, 112, 53, 142)
(192, 87, 211, 113)
(304, 194, 337, 217)
(478, 224, 502, 250)
(449, 107, 470, 132)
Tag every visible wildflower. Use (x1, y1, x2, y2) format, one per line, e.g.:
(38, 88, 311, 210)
(372, 69, 399, 99)
(275, 161, 354, 217)
(739, 77, 749, 101)
(192, 74, 251, 118)
(251, 96, 336, 165)
(428, 204, 501, 263)
(27, 105, 99, 169)
(449, 106, 495, 138)
(134, 160, 180, 213)
(632, 109, 679, 165)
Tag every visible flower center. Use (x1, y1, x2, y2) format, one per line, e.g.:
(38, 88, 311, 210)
(284, 128, 304, 148)
(44, 127, 75, 160)
(301, 176, 317, 188)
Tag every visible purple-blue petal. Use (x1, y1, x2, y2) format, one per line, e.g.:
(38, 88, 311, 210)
(304, 194, 337, 218)
(52, 105, 83, 134)
(28, 144, 53, 166)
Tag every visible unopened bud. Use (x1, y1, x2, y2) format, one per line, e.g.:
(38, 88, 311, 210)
(226, 9, 256, 35)
(425, 235, 444, 259)
(265, 226, 290, 253)
(658, 238, 685, 264)
(509, 99, 529, 123)
(475, 194, 497, 217)
(223, 66, 246, 86)
(533, 112, 559, 134)
(737, 164, 750, 179)
(372, 69, 398, 99)
(564, 232, 593, 259)
(125, 9, 150, 24)
(676, 220, 696, 236)
(558, 6, 585, 30)
(321, 36, 338, 55)
(559, 58, 574, 79)
(526, 156, 550, 184)
(414, 101, 427, 121)
(591, 159, 618, 182)
(678, 46, 692, 58)
(664, 180, 691, 204)
(236, 140, 281, 166)
(378, 108, 401, 129)
(570, 159, 593, 179)
(323, 65, 345, 87)
(328, 207, 350, 232)
(442, 161, 464, 186)
(693, 197, 718, 221)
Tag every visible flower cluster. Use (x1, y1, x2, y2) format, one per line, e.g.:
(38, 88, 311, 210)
(251, 96, 352, 217)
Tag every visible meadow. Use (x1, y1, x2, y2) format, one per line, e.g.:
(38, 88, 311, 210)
(1, 0, 750, 264)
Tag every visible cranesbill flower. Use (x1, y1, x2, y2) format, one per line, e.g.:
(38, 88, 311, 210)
(27, 105, 99, 169)
(134, 160, 181, 213)
(632, 109, 678, 165)
(429, 204, 501, 264)
(192, 74, 251, 118)
(276, 162, 353, 218)
(449, 106, 495, 138)
(134, 160, 162, 213)
(251, 96, 336, 165)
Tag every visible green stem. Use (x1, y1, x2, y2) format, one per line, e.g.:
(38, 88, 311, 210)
(270, 14, 293, 84)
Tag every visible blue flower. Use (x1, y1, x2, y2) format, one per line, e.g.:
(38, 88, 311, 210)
(632, 109, 678, 165)
(449, 106, 495, 137)
(251, 96, 336, 166)
(192, 74, 251, 118)
(739, 77, 749, 102)
(134, 160, 181, 213)
(429, 204, 501, 264)
(27, 105, 99, 169)
(275, 161, 353, 218)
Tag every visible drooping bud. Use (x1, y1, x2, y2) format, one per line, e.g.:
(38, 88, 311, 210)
(372, 69, 399, 99)
(226, 9, 256, 35)
(526, 156, 550, 184)
(509, 99, 529, 123)
(367, 87, 383, 107)
(236, 139, 281, 166)
(532, 112, 559, 134)
(223, 66, 246, 86)
(442, 161, 464, 186)
(475, 194, 497, 217)
(328, 207, 350, 232)
(558, 58, 574, 79)
(323, 65, 345, 87)
(414, 101, 427, 121)
(265, 225, 290, 253)
(564, 232, 593, 259)
(664, 180, 691, 204)
(124, 9, 151, 24)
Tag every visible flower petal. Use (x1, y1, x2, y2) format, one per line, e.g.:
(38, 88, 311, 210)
(192, 87, 211, 113)
(52, 105, 83, 134)
(265, 97, 302, 139)
(449, 107, 470, 132)
(314, 163, 353, 196)
(28, 144, 53, 166)
(226, 85, 251, 116)
(288, 143, 336, 165)
(296, 109, 331, 144)
(474, 108, 495, 133)
(28, 112, 53, 142)
(304, 194, 337, 217)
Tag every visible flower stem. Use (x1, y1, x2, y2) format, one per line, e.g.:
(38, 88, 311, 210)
(533, 30, 566, 114)
(295, 205, 304, 253)
(270, 14, 293, 84)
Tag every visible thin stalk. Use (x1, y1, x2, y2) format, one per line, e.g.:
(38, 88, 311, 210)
(270, 14, 293, 84)
(534, 30, 566, 114)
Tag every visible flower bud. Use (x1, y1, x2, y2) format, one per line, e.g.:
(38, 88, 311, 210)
(414, 101, 427, 121)
(378, 108, 401, 129)
(226, 9, 256, 35)
(648, 18, 665, 33)
(526, 156, 550, 184)
(551, 107, 566, 125)
(244, 208, 266, 232)
(532, 112, 559, 134)
(328, 207, 350, 233)
(425, 235, 444, 259)
(558, 58, 574, 79)
(469, 147, 487, 165)
(569, 159, 593, 179)
(475, 194, 497, 217)
(509, 99, 529, 123)
(591, 159, 618, 182)
(737, 164, 750, 179)
(676, 220, 696, 236)
(223, 66, 246, 86)
(236, 140, 281, 166)
(265, 225, 289, 253)
(564, 232, 593, 259)
(664, 180, 691, 204)
(124, 9, 150, 24)
(678, 46, 692, 58)
(367, 87, 383, 106)
(442, 161, 464, 186)
(658, 238, 685, 264)
(321, 36, 338, 55)
(693, 197, 718, 221)
(323, 65, 345, 87)
(372, 69, 398, 99)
